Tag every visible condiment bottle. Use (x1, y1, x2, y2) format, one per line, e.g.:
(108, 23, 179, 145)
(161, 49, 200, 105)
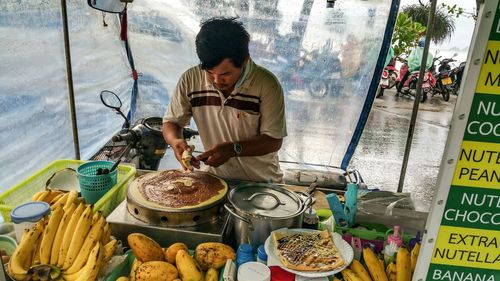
(257, 245, 267, 264)
(387, 226, 403, 247)
(236, 243, 254, 267)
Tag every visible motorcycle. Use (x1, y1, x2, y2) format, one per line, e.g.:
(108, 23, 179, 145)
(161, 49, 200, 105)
(397, 61, 434, 103)
(429, 54, 458, 102)
(376, 57, 399, 98)
(450, 61, 466, 95)
(91, 90, 198, 170)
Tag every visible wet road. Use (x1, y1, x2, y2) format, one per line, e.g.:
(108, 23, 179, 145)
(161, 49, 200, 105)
(349, 89, 457, 208)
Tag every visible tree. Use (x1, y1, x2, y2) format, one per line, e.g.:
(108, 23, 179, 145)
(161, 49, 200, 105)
(391, 12, 426, 58)
(402, 3, 455, 44)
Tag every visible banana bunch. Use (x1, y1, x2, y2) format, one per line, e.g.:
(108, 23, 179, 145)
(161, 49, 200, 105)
(31, 190, 84, 210)
(7, 202, 116, 281)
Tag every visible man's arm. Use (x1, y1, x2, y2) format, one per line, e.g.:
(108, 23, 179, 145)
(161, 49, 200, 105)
(195, 134, 283, 167)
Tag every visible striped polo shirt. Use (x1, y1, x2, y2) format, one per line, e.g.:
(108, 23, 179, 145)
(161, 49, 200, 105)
(163, 59, 287, 182)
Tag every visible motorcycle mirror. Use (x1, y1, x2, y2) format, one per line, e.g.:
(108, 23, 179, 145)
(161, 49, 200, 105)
(87, 0, 127, 14)
(100, 90, 122, 109)
(100, 90, 130, 128)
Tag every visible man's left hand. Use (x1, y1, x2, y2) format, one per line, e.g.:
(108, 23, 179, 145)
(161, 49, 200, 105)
(195, 142, 235, 167)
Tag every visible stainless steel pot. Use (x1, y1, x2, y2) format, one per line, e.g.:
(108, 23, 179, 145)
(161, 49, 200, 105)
(225, 184, 312, 250)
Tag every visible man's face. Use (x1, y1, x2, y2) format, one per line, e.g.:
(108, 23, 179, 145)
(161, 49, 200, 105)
(205, 58, 244, 92)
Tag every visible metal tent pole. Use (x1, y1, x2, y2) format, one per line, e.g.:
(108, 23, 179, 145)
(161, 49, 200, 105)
(397, 0, 437, 192)
(60, 0, 80, 159)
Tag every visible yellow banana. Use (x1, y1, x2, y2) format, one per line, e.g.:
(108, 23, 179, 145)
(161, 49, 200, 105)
(64, 190, 78, 211)
(9, 221, 44, 276)
(63, 204, 93, 269)
(44, 190, 64, 203)
(411, 243, 421, 274)
(77, 242, 104, 281)
(64, 215, 106, 274)
(386, 262, 397, 281)
(63, 242, 102, 281)
(350, 259, 372, 281)
(333, 277, 342, 281)
(50, 202, 76, 265)
(51, 192, 69, 210)
(342, 268, 363, 281)
(57, 203, 85, 267)
(363, 247, 388, 281)
(39, 206, 64, 264)
(396, 247, 411, 281)
(32, 190, 48, 201)
(103, 239, 118, 264)
(49, 193, 64, 205)
(101, 222, 111, 245)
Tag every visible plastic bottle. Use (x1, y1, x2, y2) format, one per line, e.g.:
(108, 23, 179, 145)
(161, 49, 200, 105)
(257, 245, 268, 264)
(387, 226, 403, 247)
(236, 243, 254, 267)
(383, 242, 399, 264)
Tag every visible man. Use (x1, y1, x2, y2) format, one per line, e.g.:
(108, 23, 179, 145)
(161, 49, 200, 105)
(162, 17, 287, 183)
(396, 37, 434, 94)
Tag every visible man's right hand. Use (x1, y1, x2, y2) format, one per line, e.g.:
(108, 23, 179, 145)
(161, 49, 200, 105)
(170, 139, 192, 171)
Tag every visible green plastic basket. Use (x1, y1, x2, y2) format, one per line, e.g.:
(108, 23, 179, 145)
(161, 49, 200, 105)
(0, 159, 136, 221)
(77, 161, 118, 205)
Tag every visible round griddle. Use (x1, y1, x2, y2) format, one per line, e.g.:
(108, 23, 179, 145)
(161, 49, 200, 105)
(126, 170, 228, 227)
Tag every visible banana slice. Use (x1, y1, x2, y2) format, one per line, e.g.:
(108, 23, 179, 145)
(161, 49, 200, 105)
(181, 146, 194, 170)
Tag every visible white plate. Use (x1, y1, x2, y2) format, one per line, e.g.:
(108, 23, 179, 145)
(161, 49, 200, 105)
(264, 228, 354, 278)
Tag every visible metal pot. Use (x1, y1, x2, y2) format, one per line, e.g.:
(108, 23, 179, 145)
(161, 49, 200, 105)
(225, 184, 312, 249)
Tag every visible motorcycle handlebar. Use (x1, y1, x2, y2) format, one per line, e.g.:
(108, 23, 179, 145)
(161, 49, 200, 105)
(112, 130, 138, 142)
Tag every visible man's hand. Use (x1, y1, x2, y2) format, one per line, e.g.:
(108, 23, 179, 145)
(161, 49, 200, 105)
(195, 142, 235, 167)
(170, 139, 195, 171)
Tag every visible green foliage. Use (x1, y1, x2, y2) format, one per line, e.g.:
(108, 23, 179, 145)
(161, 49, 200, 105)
(391, 12, 426, 58)
(402, 4, 455, 44)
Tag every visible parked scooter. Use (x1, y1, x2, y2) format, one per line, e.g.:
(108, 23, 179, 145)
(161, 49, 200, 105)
(376, 57, 399, 98)
(450, 61, 466, 95)
(91, 90, 198, 170)
(397, 61, 434, 102)
(429, 53, 458, 101)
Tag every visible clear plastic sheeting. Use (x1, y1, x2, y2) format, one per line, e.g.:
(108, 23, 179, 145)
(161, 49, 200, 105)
(127, 0, 391, 170)
(0, 0, 392, 192)
(0, 0, 130, 191)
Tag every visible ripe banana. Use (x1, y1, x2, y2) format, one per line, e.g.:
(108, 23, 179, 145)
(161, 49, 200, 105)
(32, 190, 48, 202)
(51, 192, 69, 210)
(65, 215, 106, 274)
(350, 259, 372, 281)
(342, 268, 363, 281)
(44, 190, 65, 203)
(101, 222, 111, 245)
(57, 203, 85, 267)
(363, 247, 388, 281)
(9, 221, 44, 276)
(386, 262, 397, 281)
(103, 239, 118, 264)
(333, 277, 342, 281)
(63, 204, 93, 269)
(396, 247, 411, 281)
(411, 242, 421, 274)
(49, 193, 65, 205)
(50, 202, 76, 265)
(77, 242, 104, 281)
(64, 190, 79, 211)
(63, 242, 102, 281)
(39, 205, 64, 264)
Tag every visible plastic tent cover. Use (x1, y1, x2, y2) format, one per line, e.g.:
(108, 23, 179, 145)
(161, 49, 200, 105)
(0, 0, 391, 192)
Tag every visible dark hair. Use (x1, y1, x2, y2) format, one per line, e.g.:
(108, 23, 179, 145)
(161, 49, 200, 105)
(195, 17, 250, 70)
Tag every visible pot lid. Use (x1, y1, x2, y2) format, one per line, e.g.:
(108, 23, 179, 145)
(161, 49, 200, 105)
(229, 185, 302, 218)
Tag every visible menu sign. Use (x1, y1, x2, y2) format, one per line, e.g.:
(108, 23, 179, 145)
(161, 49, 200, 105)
(426, 2, 500, 281)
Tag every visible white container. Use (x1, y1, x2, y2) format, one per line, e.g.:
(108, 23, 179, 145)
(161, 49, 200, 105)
(10, 201, 50, 242)
(237, 261, 270, 281)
